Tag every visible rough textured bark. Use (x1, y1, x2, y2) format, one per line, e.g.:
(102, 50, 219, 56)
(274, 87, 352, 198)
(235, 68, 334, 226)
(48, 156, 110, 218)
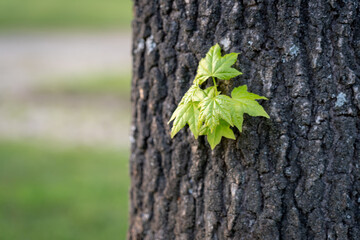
(129, 0, 360, 239)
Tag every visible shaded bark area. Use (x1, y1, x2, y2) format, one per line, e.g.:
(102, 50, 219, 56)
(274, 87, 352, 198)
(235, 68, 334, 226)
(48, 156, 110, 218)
(129, 0, 360, 239)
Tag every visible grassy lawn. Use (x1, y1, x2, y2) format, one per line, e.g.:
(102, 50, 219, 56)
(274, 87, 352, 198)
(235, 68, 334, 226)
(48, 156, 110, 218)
(0, 140, 130, 240)
(35, 73, 132, 98)
(0, 0, 133, 30)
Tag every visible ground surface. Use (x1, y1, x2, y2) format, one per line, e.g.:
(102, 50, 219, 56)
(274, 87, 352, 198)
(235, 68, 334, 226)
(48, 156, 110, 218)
(0, 31, 132, 147)
(0, 30, 132, 239)
(0, 0, 133, 237)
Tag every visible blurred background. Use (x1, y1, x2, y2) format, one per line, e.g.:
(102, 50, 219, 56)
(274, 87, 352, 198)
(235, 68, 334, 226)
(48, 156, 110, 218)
(0, 0, 132, 239)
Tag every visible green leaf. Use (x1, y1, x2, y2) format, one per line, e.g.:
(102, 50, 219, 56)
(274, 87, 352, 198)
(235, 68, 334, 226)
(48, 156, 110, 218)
(169, 101, 200, 138)
(194, 44, 242, 85)
(230, 85, 269, 132)
(179, 84, 206, 104)
(198, 94, 233, 132)
(231, 85, 268, 101)
(230, 106, 244, 132)
(231, 85, 269, 118)
(204, 86, 218, 98)
(200, 121, 236, 149)
(168, 44, 269, 150)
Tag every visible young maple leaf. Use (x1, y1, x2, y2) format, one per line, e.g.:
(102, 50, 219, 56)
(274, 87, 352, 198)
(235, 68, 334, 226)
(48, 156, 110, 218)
(230, 85, 269, 132)
(193, 44, 242, 85)
(198, 94, 233, 133)
(169, 101, 201, 138)
(168, 44, 270, 150)
(169, 84, 207, 138)
(230, 108, 244, 133)
(182, 85, 206, 104)
(199, 120, 235, 150)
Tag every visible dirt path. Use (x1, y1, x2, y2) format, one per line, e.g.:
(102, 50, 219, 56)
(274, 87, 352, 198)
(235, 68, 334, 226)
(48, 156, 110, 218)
(0, 31, 132, 147)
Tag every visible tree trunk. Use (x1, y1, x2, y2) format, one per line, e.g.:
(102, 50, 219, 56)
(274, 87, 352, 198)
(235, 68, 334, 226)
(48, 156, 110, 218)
(129, 0, 360, 239)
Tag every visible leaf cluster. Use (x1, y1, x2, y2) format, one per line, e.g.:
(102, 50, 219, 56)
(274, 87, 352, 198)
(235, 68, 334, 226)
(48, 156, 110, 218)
(169, 44, 269, 149)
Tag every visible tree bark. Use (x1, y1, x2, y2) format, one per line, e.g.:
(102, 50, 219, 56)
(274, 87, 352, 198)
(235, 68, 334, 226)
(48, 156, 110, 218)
(129, 0, 360, 239)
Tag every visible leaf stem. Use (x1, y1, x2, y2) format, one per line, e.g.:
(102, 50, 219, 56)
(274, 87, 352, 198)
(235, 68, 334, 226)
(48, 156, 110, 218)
(212, 77, 218, 95)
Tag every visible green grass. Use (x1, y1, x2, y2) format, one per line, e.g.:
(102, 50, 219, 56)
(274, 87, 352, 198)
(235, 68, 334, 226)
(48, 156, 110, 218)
(0, 0, 133, 30)
(36, 73, 132, 98)
(0, 139, 130, 240)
